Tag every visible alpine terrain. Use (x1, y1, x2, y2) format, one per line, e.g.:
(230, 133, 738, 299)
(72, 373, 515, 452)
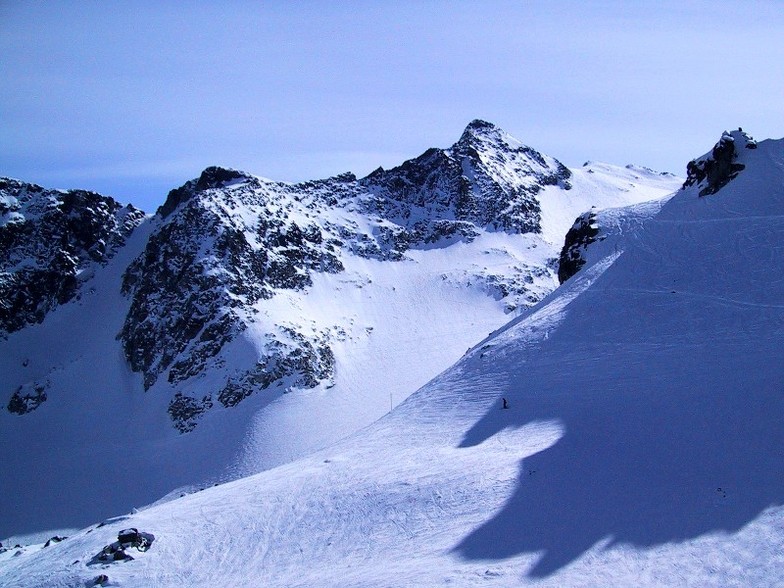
(1, 121, 715, 583)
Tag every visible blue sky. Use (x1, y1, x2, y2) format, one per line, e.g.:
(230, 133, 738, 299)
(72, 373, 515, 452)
(1, 1, 782, 212)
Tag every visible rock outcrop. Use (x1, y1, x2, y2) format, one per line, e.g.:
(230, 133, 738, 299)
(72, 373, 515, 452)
(683, 129, 756, 197)
(557, 209, 603, 284)
(0, 178, 146, 337)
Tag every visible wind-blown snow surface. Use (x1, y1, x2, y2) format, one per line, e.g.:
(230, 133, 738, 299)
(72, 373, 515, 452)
(0, 123, 681, 544)
(3, 134, 782, 586)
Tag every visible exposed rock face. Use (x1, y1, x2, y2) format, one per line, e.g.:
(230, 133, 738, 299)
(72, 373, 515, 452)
(217, 327, 335, 408)
(683, 129, 755, 197)
(0, 178, 146, 337)
(558, 209, 603, 284)
(362, 119, 572, 235)
(119, 169, 345, 392)
(121, 183, 268, 391)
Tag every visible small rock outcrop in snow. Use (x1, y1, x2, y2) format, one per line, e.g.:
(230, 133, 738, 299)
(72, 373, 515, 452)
(42, 535, 67, 548)
(6, 380, 48, 414)
(683, 129, 755, 197)
(167, 392, 214, 433)
(89, 528, 154, 565)
(557, 209, 603, 284)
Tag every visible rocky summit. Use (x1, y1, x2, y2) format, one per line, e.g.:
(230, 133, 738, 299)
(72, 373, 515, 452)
(362, 119, 572, 234)
(683, 128, 756, 197)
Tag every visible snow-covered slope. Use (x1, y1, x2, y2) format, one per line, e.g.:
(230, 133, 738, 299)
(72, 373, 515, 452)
(0, 121, 680, 543)
(2, 129, 779, 587)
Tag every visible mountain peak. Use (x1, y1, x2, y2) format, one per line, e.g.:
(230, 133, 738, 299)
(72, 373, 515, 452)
(194, 166, 253, 192)
(157, 166, 255, 218)
(457, 119, 509, 146)
(463, 118, 499, 133)
(356, 120, 575, 234)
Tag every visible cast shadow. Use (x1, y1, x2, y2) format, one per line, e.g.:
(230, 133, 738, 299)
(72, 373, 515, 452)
(453, 304, 784, 577)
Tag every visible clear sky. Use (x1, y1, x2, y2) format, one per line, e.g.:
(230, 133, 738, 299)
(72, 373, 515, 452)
(1, 1, 782, 212)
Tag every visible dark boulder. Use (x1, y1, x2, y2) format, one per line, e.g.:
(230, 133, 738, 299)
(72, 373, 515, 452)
(112, 550, 133, 561)
(43, 535, 67, 547)
(117, 528, 140, 544)
(7, 382, 47, 415)
(89, 528, 154, 565)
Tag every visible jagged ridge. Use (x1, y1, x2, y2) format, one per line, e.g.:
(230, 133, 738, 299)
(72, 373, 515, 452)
(361, 119, 572, 234)
(0, 178, 145, 340)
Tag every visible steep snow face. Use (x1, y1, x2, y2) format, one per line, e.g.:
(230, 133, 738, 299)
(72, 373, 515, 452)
(0, 122, 680, 542)
(3, 133, 781, 587)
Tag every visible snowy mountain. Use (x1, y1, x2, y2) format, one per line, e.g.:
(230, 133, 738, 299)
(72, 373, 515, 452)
(0, 121, 680, 545)
(2, 128, 780, 587)
(0, 179, 146, 341)
(361, 118, 572, 234)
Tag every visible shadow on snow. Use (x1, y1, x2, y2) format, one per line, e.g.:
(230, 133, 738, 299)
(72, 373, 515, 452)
(453, 292, 784, 577)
